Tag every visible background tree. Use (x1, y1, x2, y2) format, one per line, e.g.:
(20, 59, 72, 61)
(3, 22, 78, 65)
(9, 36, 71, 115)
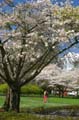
(36, 64, 79, 97)
(0, 0, 79, 112)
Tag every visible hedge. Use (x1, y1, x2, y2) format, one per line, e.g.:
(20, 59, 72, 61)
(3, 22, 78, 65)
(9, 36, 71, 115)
(21, 84, 43, 94)
(0, 83, 43, 95)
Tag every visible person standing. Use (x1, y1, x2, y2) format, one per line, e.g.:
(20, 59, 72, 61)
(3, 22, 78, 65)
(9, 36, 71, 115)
(43, 90, 48, 103)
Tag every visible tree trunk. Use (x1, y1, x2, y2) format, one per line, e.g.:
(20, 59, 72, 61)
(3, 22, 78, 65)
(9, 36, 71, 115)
(61, 90, 64, 98)
(3, 87, 21, 112)
(10, 87, 20, 112)
(58, 88, 61, 97)
(3, 88, 10, 111)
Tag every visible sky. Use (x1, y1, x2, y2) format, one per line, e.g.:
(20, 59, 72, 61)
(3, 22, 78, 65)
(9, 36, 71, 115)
(0, 0, 79, 13)
(0, 0, 79, 6)
(51, 0, 79, 6)
(72, 0, 79, 6)
(0, 0, 79, 14)
(15, 0, 79, 6)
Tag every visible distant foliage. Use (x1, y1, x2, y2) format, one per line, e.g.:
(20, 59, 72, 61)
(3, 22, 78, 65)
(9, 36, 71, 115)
(21, 84, 43, 94)
(0, 83, 43, 95)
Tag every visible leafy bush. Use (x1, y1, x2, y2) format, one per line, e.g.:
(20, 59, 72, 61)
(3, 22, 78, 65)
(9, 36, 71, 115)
(0, 84, 8, 94)
(0, 83, 43, 95)
(21, 84, 43, 95)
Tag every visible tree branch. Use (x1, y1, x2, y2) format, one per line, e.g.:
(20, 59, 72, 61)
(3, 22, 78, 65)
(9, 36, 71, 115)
(19, 48, 49, 81)
(7, 56, 15, 78)
(0, 72, 7, 81)
(20, 49, 51, 86)
(2, 36, 13, 44)
(20, 39, 79, 87)
(0, 42, 13, 84)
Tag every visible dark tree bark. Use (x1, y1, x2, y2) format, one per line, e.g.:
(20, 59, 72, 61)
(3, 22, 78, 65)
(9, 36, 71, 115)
(10, 87, 20, 112)
(58, 88, 61, 97)
(3, 89, 10, 111)
(3, 87, 21, 112)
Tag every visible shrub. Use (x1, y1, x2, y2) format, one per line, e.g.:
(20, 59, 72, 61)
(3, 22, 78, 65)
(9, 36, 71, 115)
(21, 84, 43, 95)
(0, 83, 43, 95)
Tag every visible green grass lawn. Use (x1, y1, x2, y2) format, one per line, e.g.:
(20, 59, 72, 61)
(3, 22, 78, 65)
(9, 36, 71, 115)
(20, 96, 79, 108)
(0, 96, 79, 120)
(0, 96, 79, 108)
